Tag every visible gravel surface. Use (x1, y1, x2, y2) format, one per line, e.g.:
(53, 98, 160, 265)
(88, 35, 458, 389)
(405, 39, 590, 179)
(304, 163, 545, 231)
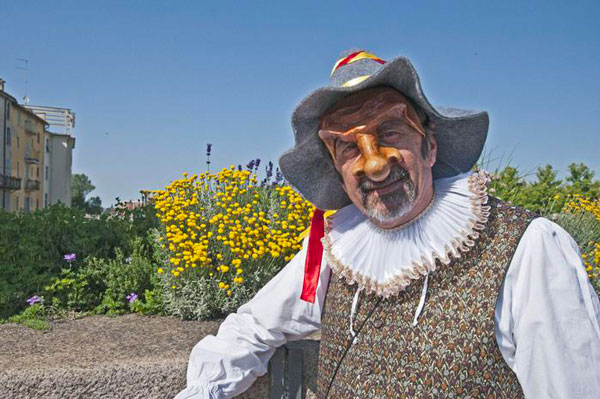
(0, 314, 270, 398)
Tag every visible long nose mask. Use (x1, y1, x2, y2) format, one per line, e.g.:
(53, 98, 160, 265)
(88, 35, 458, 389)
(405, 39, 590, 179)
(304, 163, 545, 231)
(351, 129, 401, 181)
(319, 102, 426, 183)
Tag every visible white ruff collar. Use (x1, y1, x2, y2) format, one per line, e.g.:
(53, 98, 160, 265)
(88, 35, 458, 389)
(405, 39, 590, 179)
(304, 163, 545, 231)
(322, 171, 491, 298)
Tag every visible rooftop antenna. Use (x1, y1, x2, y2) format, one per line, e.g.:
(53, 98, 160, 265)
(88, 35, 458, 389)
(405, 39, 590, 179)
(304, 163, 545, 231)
(16, 58, 30, 104)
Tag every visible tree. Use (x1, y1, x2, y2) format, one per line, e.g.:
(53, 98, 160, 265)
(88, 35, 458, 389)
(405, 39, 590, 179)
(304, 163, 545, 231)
(565, 163, 600, 197)
(525, 165, 565, 213)
(71, 173, 103, 214)
(489, 166, 527, 205)
(87, 196, 103, 215)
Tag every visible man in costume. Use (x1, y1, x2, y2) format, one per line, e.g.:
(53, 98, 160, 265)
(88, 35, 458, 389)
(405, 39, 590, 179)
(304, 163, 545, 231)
(175, 50, 600, 398)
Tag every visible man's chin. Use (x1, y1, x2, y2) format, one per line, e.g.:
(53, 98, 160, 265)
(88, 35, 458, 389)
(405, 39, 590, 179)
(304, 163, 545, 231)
(363, 200, 414, 225)
(361, 186, 417, 223)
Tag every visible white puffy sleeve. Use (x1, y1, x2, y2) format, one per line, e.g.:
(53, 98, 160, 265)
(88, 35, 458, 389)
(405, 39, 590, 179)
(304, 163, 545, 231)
(174, 238, 331, 399)
(495, 217, 600, 398)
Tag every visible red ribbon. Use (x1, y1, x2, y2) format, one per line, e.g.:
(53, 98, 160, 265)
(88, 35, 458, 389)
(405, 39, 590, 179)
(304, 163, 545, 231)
(300, 209, 325, 303)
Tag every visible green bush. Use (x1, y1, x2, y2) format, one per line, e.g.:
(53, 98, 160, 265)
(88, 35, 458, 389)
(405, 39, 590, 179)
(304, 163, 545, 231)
(0, 202, 160, 319)
(5, 303, 51, 330)
(41, 236, 164, 316)
(488, 163, 600, 214)
(151, 166, 312, 321)
(160, 272, 252, 321)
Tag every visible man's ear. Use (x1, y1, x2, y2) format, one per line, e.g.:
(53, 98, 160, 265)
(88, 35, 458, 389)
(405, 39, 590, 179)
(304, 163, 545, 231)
(428, 133, 438, 167)
(340, 177, 348, 194)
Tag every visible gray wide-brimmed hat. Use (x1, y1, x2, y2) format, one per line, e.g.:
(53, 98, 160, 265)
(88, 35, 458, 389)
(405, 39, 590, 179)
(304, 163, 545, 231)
(279, 49, 489, 210)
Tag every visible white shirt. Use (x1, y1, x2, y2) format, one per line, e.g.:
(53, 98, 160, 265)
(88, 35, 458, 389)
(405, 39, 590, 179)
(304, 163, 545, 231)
(174, 173, 600, 399)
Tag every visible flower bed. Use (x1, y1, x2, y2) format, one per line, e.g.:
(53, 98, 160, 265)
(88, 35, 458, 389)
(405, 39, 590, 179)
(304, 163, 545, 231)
(152, 165, 314, 319)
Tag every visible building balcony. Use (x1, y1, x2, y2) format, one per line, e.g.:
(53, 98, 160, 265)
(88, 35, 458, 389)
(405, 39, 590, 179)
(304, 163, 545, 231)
(0, 174, 21, 191)
(24, 179, 41, 192)
(24, 148, 41, 164)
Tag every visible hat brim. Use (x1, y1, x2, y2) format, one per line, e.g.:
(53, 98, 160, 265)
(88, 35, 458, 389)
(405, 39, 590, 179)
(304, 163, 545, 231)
(279, 56, 489, 210)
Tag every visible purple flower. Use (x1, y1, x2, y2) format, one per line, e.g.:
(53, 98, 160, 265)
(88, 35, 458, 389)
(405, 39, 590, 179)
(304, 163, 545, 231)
(274, 167, 284, 185)
(246, 160, 255, 170)
(126, 292, 138, 303)
(27, 295, 42, 306)
(237, 164, 242, 171)
(206, 143, 212, 156)
(254, 159, 261, 170)
(64, 253, 76, 262)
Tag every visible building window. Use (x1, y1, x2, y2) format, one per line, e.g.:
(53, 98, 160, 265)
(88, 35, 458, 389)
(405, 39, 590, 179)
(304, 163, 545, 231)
(45, 165, 49, 180)
(45, 193, 48, 207)
(16, 196, 19, 210)
(6, 102, 10, 120)
(36, 198, 39, 209)
(36, 166, 39, 178)
(46, 137, 50, 153)
(5, 127, 10, 145)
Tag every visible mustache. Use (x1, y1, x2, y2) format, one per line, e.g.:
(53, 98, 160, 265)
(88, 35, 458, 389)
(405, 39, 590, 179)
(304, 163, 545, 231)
(358, 166, 410, 192)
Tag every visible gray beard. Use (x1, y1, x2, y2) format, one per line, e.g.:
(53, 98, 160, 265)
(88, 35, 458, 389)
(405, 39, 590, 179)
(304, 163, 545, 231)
(359, 168, 417, 224)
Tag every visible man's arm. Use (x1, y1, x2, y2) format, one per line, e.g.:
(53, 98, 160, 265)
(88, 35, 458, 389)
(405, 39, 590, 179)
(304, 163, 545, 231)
(174, 238, 331, 399)
(495, 217, 600, 398)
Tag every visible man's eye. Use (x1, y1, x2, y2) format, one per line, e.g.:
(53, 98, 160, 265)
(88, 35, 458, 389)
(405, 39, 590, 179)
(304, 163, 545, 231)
(381, 130, 401, 140)
(338, 142, 358, 157)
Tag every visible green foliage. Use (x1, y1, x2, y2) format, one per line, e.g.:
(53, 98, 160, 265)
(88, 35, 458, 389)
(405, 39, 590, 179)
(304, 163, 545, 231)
(41, 236, 164, 316)
(6, 304, 51, 330)
(554, 211, 600, 255)
(489, 163, 600, 214)
(71, 173, 103, 214)
(129, 286, 165, 315)
(0, 202, 159, 319)
(43, 266, 103, 312)
(160, 274, 251, 320)
(96, 241, 157, 314)
(565, 163, 600, 196)
(489, 166, 528, 206)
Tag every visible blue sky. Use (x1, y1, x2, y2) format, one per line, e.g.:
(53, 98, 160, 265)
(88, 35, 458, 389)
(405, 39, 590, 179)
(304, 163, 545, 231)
(1, 1, 598, 206)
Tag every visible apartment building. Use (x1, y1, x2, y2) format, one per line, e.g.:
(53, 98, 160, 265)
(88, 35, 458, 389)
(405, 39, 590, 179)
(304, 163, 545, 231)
(26, 105, 76, 207)
(0, 79, 76, 212)
(0, 79, 47, 211)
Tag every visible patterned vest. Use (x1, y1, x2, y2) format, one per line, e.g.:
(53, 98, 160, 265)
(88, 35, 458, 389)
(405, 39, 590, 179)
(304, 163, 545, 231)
(316, 197, 537, 399)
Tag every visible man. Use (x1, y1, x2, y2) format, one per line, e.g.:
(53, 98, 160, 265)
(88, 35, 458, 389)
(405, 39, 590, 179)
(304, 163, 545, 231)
(175, 50, 600, 398)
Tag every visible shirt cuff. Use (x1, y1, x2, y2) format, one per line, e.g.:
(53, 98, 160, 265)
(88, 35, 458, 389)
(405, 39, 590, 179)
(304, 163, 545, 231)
(173, 384, 220, 399)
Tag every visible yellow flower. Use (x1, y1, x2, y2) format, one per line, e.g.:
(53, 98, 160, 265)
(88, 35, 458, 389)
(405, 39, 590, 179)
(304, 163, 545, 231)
(154, 167, 315, 296)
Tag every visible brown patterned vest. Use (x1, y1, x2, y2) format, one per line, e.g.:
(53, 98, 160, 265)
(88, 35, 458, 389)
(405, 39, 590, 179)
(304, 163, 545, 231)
(316, 197, 536, 399)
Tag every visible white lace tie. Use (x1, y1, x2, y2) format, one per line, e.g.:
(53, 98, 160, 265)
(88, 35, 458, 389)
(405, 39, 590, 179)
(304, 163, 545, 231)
(412, 272, 429, 326)
(349, 286, 362, 343)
